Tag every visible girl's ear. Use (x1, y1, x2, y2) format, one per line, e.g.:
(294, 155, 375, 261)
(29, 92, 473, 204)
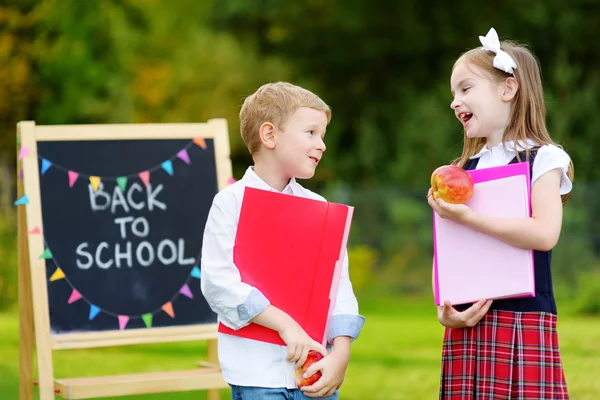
(259, 122, 276, 149)
(502, 77, 519, 102)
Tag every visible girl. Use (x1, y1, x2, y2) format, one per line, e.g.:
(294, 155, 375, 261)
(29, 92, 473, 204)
(428, 28, 574, 399)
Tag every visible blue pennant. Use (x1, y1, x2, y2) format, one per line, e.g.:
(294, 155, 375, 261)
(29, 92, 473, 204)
(14, 195, 29, 206)
(89, 305, 101, 320)
(41, 159, 53, 175)
(190, 266, 201, 279)
(161, 160, 174, 176)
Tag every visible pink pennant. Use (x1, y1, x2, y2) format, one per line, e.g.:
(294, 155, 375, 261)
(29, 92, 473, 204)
(28, 226, 41, 234)
(18, 170, 23, 179)
(68, 171, 79, 187)
(227, 177, 237, 185)
(18, 146, 29, 160)
(68, 289, 82, 304)
(118, 315, 130, 330)
(180, 284, 193, 299)
(176, 149, 190, 164)
(139, 171, 150, 186)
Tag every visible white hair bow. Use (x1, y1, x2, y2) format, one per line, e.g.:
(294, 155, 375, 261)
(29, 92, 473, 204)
(479, 28, 517, 76)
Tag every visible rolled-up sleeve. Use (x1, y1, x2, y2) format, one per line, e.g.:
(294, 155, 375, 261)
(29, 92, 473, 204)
(326, 250, 365, 343)
(200, 190, 270, 330)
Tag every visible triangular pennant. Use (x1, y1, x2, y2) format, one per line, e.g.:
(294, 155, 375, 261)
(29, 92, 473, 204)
(162, 302, 175, 318)
(68, 171, 79, 188)
(28, 226, 41, 234)
(89, 176, 101, 192)
(138, 171, 150, 186)
(18, 146, 29, 160)
(193, 137, 207, 149)
(227, 177, 237, 185)
(89, 305, 101, 320)
(116, 176, 128, 192)
(142, 313, 153, 328)
(49, 268, 65, 282)
(118, 315, 129, 330)
(176, 149, 190, 164)
(18, 170, 23, 179)
(68, 289, 82, 304)
(14, 195, 29, 206)
(40, 159, 52, 175)
(161, 160, 174, 176)
(180, 284, 193, 299)
(190, 266, 201, 279)
(39, 248, 53, 259)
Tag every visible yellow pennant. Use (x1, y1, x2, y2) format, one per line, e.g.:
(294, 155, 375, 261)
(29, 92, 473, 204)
(50, 268, 65, 282)
(89, 176, 101, 192)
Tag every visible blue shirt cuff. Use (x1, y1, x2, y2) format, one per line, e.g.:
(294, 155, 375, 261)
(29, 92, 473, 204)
(236, 288, 270, 327)
(326, 314, 365, 343)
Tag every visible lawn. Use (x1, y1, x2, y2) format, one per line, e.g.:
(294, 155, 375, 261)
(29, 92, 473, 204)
(3, 296, 599, 399)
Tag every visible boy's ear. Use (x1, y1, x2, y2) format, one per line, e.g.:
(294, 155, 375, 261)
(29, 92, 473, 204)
(259, 122, 276, 149)
(502, 77, 519, 102)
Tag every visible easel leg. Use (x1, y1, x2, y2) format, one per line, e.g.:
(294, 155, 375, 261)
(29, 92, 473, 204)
(206, 339, 221, 400)
(18, 192, 34, 400)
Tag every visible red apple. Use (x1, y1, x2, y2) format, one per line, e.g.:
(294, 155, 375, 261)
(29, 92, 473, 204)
(295, 350, 324, 388)
(430, 165, 474, 204)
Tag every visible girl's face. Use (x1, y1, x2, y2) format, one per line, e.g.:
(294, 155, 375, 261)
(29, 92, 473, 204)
(450, 60, 512, 145)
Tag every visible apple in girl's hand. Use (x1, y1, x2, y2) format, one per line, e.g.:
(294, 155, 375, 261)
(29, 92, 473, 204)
(430, 165, 474, 204)
(295, 350, 324, 388)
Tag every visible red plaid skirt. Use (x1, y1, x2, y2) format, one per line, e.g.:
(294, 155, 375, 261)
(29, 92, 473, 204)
(439, 310, 568, 399)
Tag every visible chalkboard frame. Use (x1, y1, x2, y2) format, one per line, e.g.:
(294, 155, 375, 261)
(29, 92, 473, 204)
(17, 120, 231, 399)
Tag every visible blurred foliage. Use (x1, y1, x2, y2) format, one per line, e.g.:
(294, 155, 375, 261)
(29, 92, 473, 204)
(1, 0, 600, 313)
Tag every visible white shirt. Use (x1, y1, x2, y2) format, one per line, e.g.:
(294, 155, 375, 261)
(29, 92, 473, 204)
(469, 140, 573, 195)
(201, 167, 365, 388)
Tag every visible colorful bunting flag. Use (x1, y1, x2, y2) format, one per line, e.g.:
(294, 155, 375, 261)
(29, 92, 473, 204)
(28, 226, 41, 234)
(49, 268, 65, 282)
(89, 176, 101, 192)
(14, 195, 29, 206)
(138, 171, 150, 186)
(193, 137, 207, 149)
(41, 159, 52, 175)
(116, 176, 128, 192)
(118, 315, 129, 330)
(162, 302, 175, 318)
(68, 289, 82, 304)
(89, 305, 101, 320)
(18, 146, 29, 160)
(190, 266, 201, 279)
(176, 149, 190, 164)
(142, 313, 153, 328)
(161, 160, 174, 176)
(68, 171, 79, 187)
(180, 284, 193, 299)
(39, 248, 53, 259)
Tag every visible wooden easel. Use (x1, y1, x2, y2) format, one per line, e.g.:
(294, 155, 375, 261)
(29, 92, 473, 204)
(18, 120, 232, 399)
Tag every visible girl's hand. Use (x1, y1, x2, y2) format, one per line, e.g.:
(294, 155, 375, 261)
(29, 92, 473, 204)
(427, 188, 473, 223)
(437, 299, 493, 328)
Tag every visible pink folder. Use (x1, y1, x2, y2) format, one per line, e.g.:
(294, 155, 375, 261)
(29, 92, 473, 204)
(433, 162, 535, 306)
(217, 187, 354, 347)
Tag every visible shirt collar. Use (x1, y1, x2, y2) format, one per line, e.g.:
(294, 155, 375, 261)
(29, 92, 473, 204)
(468, 138, 538, 160)
(240, 167, 299, 195)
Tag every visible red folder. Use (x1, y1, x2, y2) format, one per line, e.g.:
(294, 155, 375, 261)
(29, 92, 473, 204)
(217, 186, 354, 347)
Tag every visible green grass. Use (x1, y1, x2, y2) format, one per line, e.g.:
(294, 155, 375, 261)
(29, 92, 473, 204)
(3, 296, 599, 399)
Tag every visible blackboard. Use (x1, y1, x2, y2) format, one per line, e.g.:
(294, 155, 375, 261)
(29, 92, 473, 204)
(37, 138, 219, 334)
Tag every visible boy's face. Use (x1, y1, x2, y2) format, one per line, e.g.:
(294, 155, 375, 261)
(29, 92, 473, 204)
(274, 107, 328, 180)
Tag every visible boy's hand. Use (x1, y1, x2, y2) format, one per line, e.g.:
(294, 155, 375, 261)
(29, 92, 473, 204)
(300, 347, 349, 398)
(437, 299, 492, 328)
(279, 321, 328, 367)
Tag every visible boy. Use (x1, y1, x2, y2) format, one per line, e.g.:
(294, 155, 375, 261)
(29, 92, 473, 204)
(201, 82, 365, 399)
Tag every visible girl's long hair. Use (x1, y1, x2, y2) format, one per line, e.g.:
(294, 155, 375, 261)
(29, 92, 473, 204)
(452, 42, 574, 205)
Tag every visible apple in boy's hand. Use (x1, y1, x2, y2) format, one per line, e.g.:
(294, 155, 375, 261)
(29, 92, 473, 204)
(430, 165, 474, 204)
(295, 350, 324, 388)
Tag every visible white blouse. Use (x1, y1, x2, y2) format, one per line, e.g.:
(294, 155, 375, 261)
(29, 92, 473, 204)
(469, 139, 573, 195)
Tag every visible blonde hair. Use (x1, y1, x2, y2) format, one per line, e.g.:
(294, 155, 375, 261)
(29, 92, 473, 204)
(239, 82, 332, 156)
(452, 41, 574, 205)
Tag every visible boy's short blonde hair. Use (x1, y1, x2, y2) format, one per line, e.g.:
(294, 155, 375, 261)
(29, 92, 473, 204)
(239, 82, 332, 155)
